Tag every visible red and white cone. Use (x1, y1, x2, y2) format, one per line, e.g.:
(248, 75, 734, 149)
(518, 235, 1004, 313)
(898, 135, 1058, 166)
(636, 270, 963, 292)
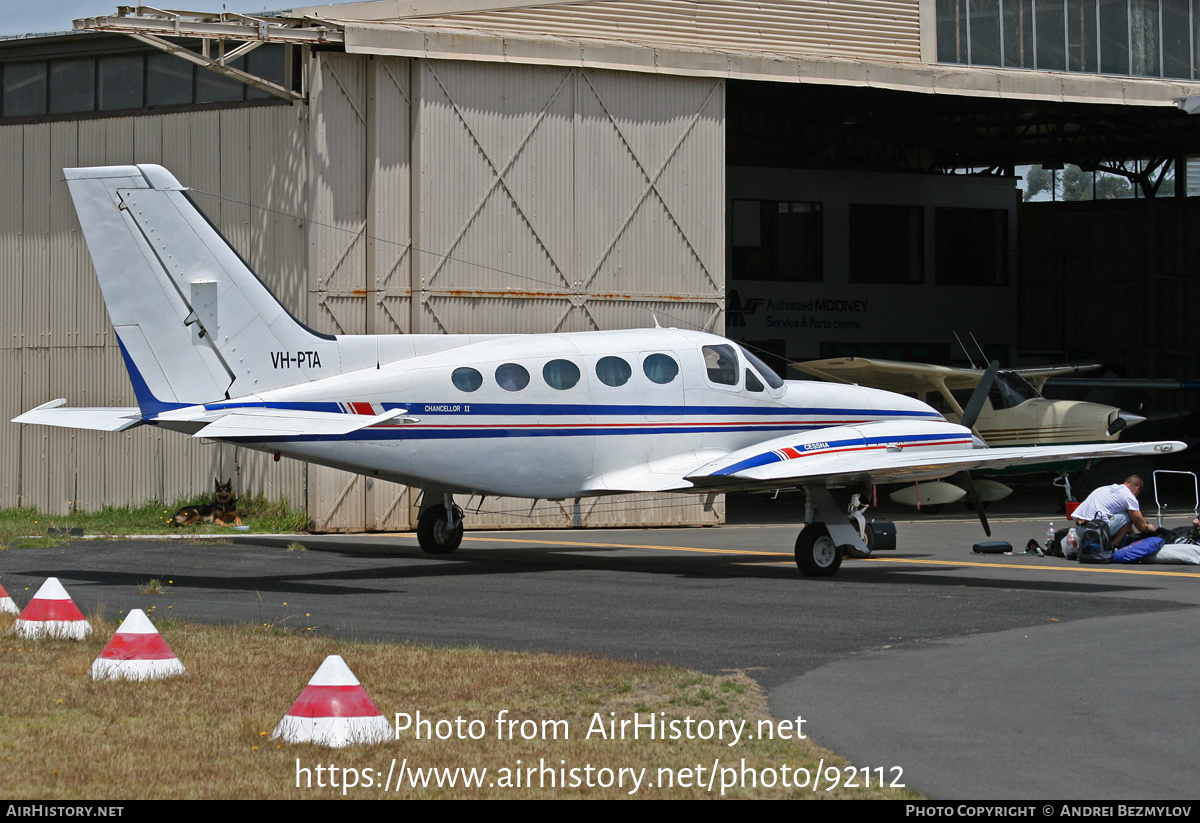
(272, 655, 392, 747)
(0, 579, 17, 615)
(90, 609, 186, 681)
(13, 577, 92, 639)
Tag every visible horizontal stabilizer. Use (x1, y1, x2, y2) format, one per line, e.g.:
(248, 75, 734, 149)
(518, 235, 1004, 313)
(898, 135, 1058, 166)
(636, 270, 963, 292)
(12, 400, 142, 432)
(196, 407, 409, 439)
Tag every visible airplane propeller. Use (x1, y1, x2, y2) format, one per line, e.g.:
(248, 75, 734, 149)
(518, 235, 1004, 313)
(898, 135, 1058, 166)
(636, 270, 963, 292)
(959, 360, 1000, 537)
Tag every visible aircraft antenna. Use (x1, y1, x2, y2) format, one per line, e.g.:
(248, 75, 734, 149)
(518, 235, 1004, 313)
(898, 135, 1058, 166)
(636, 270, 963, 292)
(969, 332, 990, 367)
(954, 332, 978, 369)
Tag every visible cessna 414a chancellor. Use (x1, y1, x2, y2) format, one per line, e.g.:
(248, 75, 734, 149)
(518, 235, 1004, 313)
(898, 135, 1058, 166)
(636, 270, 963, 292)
(12, 165, 1187, 576)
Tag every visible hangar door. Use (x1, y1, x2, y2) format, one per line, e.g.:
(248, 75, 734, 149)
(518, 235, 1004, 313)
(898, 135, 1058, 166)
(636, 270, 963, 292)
(305, 53, 725, 531)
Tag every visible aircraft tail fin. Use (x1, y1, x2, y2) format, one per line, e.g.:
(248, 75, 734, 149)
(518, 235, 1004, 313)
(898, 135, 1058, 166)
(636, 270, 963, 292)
(65, 165, 338, 415)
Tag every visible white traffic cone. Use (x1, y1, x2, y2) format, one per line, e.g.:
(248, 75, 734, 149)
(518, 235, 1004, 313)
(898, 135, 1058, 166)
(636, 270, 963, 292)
(90, 609, 186, 681)
(0, 579, 17, 615)
(13, 577, 92, 639)
(272, 655, 392, 747)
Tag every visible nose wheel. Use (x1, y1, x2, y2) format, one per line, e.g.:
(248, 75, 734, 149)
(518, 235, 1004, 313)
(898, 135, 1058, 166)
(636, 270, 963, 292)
(417, 502, 464, 554)
(795, 523, 843, 577)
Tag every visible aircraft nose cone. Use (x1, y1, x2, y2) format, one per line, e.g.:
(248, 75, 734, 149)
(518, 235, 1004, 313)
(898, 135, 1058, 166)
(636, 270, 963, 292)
(1107, 410, 1147, 436)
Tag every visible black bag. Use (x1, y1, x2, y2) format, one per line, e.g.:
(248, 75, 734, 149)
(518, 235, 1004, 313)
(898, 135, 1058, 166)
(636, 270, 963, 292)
(1078, 519, 1113, 563)
(1167, 525, 1200, 545)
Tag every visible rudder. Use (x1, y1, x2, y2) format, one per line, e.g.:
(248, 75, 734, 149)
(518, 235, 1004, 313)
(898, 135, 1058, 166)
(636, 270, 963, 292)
(66, 164, 339, 412)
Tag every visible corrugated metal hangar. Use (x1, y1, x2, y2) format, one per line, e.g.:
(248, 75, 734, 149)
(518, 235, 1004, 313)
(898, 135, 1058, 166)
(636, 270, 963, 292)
(3, 0, 1199, 529)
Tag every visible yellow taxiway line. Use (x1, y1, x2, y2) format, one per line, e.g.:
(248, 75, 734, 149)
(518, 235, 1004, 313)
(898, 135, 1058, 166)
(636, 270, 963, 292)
(455, 534, 1200, 578)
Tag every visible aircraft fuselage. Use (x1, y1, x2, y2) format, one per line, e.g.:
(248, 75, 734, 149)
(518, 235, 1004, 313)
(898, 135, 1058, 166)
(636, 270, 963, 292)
(155, 327, 945, 499)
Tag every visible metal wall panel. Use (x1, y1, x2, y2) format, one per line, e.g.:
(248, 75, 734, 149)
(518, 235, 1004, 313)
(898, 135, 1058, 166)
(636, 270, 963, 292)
(0, 127, 22, 352)
(0, 349, 22, 505)
(307, 52, 371, 531)
(22, 124, 50, 351)
(416, 61, 724, 335)
(405, 0, 923, 64)
(1, 105, 308, 514)
(367, 57, 415, 530)
(575, 70, 724, 321)
(48, 121, 80, 351)
(413, 59, 725, 528)
(77, 119, 110, 348)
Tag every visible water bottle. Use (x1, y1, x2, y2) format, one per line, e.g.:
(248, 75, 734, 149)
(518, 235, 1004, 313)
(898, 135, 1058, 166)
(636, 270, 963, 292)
(1045, 522, 1055, 549)
(1064, 527, 1080, 560)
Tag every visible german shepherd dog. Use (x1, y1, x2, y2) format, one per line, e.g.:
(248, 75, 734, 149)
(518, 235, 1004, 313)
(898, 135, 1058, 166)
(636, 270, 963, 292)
(172, 479, 242, 527)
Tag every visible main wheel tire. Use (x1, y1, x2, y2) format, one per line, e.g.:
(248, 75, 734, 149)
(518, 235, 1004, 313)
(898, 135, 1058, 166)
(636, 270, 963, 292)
(795, 524, 843, 577)
(417, 503, 464, 555)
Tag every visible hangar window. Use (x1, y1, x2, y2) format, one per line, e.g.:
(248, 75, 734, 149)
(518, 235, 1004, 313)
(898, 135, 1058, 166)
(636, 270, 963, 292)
(732, 199, 823, 282)
(595, 356, 632, 387)
(495, 363, 530, 392)
(936, 0, 1198, 79)
(452, 367, 483, 393)
(1, 42, 291, 122)
(849, 204, 924, 284)
(543, 359, 581, 390)
(935, 208, 1009, 286)
(642, 354, 679, 385)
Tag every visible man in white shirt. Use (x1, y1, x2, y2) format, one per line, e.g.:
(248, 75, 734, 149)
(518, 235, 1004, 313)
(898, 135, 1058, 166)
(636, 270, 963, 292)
(1072, 475, 1157, 546)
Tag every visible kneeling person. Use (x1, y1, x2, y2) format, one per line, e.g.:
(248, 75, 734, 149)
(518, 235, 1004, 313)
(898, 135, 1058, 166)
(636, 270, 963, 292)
(1072, 475, 1156, 546)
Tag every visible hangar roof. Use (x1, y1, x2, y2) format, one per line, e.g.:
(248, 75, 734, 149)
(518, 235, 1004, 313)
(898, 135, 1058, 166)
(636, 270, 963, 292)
(279, 0, 1198, 107)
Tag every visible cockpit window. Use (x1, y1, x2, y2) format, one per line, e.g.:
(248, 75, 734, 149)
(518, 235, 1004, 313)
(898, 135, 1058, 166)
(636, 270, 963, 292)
(642, 353, 679, 385)
(745, 369, 764, 392)
(543, 359, 581, 390)
(702, 344, 739, 386)
(495, 363, 530, 392)
(596, 356, 632, 387)
(452, 367, 483, 392)
(738, 346, 785, 389)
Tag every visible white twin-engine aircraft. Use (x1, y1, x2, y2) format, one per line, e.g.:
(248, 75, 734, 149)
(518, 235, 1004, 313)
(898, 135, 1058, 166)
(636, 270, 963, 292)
(13, 165, 1187, 576)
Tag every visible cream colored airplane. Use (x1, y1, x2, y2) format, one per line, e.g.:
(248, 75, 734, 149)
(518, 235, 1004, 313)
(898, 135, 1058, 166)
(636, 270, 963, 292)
(794, 357, 1147, 508)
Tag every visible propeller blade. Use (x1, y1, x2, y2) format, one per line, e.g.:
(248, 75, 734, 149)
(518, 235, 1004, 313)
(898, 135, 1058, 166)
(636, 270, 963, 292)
(962, 472, 992, 536)
(960, 360, 1000, 432)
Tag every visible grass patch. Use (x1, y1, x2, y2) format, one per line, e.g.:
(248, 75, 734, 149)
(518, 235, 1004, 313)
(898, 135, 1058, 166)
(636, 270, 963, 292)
(0, 613, 917, 800)
(138, 579, 167, 595)
(0, 495, 308, 548)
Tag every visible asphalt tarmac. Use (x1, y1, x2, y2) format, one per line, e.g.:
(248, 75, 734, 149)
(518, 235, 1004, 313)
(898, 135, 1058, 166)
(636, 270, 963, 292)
(3, 505, 1198, 800)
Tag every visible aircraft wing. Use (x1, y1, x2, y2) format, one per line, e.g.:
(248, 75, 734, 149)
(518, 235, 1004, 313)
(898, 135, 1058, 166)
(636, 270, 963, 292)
(794, 357, 987, 393)
(582, 449, 731, 493)
(682, 424, 1185, 492)
(12, 400, 142, 432)
(1012, 364, 1102, 391)
(194, 407, 409, 439)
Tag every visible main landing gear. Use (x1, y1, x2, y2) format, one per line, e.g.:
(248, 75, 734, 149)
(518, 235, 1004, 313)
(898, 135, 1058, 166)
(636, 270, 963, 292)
(417, 494, 464, 554)
(794, 524, 841, 577)
(794, 487, 896, 577)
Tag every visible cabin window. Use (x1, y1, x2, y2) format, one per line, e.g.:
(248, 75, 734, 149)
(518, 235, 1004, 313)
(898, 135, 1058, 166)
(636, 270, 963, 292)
(739, 346, 785, 389)
(451, 367, 483, 392)
(702, 344, 739, 386)
(596, 356, 632, 387)
(745, 369, 765, 392)
(495, 363, 530, 392)
(543, 359, 581, 390)
(643, 353, 679, 385)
